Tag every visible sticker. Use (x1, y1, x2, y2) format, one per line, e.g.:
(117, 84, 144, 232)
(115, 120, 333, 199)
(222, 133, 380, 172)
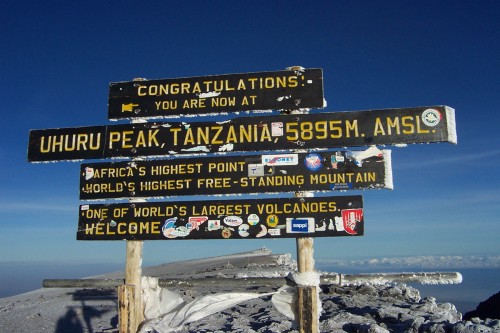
(262, 154, 299, 166)
(81, 205, 89, 211)
(330, 152, 345, 169)
(208, 219, 221, 231)
(248, 164, 265, 177)
(332, 183, 353, 190)
(188, 216, 208, 230)
(162, 217, 178, 238)
(271, 122, 284, 136)
(286, 218, 315, 233)
(248, 214, 260, 226)
(422, 109, 442, 127)
(163, 227, 177, 239)
(224, 216, 243, 227)
(171, 226, 190, 238)
(316, 220, 327, 231)
(304, 153, 323, 172)
(84, 167, 95, 180)
(238, 224, 250, 237)
(266, 214, 279, 228)
(341, 209, 363, 235)
(222, 227, 232, 239)
(268, 228, 281, 236)
(328, 219, 335, 230)
(256, 224, 267, 238)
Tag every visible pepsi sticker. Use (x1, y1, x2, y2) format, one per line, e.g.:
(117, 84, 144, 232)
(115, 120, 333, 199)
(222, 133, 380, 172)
(304, 153, 323, 172)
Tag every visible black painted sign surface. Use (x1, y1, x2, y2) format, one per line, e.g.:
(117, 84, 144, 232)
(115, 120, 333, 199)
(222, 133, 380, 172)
(108, 68, 324, 120)
(77, 195, 364, 240)
(28, 106, 456, 162)
(80, 149, 392, 200)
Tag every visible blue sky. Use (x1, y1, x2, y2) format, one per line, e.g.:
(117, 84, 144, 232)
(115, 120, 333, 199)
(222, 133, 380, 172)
(1, 1, 499, 268)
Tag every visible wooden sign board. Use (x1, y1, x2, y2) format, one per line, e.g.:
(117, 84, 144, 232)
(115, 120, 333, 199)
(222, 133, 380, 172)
(108, 68, 324, 120)
(80, 148, 392, 200)
(77, 195, 363, 240)
(28, 106, 456, 162)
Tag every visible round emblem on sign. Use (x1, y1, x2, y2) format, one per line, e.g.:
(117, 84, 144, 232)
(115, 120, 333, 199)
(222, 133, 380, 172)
(266, 214, 279, 227)
(238, 224, 250, 237)
(248, 214, 260, 226)
(304, 153, 323, 172)
(222, 227, 232, 239)
(421, 109, 442, 127)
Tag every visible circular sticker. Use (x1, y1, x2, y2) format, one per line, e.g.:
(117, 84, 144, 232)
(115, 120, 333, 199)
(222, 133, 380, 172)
(421, 109, 442, 127)
(222, 228, 232, 239)
(304, 153, 323, 171)
(238, 224, 250, 237)
(266, 214, 279, 227)
(248, 214, 260, 226)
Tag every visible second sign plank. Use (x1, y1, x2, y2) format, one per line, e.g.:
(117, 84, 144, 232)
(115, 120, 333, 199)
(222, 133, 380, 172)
(80, 148, 392, 200)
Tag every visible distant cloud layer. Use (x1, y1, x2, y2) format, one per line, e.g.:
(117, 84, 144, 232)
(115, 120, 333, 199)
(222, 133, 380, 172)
(317, 255, 500, 269)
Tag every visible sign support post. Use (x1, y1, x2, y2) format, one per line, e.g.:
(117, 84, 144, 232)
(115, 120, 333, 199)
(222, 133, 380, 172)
(291, 93, 319, 333)
(123, 239, 143, 332)
(120, 78, 146, 333)
(118, 283, 136, 333)
(296, 236, 318, 333)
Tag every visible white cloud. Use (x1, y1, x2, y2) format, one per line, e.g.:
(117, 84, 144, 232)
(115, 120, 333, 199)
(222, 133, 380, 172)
(317, 255, 500, 269)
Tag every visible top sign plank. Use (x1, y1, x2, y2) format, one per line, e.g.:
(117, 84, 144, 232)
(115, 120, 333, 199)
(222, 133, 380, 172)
(108, 68, 325, 120)
(28, 106, 456, 162)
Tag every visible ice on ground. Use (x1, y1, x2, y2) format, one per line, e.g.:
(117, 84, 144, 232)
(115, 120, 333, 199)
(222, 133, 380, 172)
(0, 249, 498, 333)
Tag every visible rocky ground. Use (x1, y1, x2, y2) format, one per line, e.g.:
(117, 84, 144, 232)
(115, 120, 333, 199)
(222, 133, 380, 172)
(0, 249, 498, 333)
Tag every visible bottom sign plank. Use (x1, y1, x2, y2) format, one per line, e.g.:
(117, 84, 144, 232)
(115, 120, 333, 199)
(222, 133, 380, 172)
(77, 195, 363, 240)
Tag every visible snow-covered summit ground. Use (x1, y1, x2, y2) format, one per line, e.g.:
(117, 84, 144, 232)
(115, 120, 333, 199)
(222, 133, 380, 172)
(0, 249, 498, 333)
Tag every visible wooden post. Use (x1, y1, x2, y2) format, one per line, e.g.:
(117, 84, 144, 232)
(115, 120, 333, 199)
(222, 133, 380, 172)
(124, 240, 144, 332)
(118, 284, 136, 333)
(120, 77, 147, 333)
(289, 85, 319, 333)
(296, 237, 319, 333)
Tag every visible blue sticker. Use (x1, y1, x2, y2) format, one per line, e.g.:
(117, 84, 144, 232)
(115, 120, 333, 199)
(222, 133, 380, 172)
(286, 218, 315, 233)
(332, 183, 354, 190)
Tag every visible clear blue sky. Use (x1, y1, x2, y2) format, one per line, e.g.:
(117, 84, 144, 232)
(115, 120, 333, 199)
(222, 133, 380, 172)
(1, 1, 499, 267)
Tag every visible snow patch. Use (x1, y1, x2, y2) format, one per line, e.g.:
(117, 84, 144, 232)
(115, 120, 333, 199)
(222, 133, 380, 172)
(218, 143, 234, 152)
(383, 149, 394, 190)
(180, 146, 210, 153)
(197, 91, 221, 98)
(140, 276, 276, 333)
(446, 106, 458, 144)
(292, 271, 320, 287)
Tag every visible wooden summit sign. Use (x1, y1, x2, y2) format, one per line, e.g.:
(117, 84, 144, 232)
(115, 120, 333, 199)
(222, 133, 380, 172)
(108, 68, 324, 120)
(77, 195, 364, 240)
(80, 148, 392, 200)
(28, 106, 456, 162)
